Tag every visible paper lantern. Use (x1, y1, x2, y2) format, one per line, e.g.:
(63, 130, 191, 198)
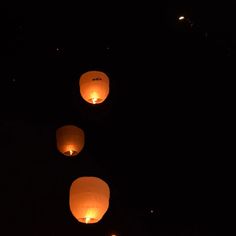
(69, 176, 110, 224)
(79, 71, 110, 104)
(56, 125, 85, 157)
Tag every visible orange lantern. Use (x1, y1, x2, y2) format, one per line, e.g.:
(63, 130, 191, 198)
(56, 125, 85, 157)
(69, 176, 110, 224)
(79, 71, 110, 104)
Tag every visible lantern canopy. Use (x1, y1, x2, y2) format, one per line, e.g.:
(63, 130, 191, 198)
(69, 176, 110, 224)
(79, 71, 110, 104)
(56, 125, 85, 157)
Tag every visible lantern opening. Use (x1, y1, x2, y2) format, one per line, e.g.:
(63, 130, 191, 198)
(91, 98, 98, 104)
(90, 97, 103, 104)
(64, 149, 78, 156)
(79, 217, 97, 224)
(88, 91, 103, 104)
(83, 91, 105, 104)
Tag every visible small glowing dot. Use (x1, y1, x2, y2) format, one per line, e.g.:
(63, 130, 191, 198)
(56, 48, 60, 51)
(150, 209, 154, 213)
(179, 16, 185, 20)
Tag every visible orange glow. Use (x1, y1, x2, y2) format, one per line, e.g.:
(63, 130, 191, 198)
(69, 177, 110, 224)
(79, 71, 110, 104)
(56, 125, 85, 157)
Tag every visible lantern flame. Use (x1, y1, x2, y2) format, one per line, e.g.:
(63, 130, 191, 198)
(90, 91, 99, 104)
(91, 97, 98, 104)
(85, 217, 91, 224)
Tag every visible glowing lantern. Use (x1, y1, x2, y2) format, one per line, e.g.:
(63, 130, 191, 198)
(69, 176, 110, 224)
(56, 125, 85, 157)
(79, 71, 110, 104)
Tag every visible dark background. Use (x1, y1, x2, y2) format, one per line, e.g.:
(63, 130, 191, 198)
(0, 2, 234, 235)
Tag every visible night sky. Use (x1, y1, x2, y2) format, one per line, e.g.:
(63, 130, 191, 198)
(0, 2, 234, 236)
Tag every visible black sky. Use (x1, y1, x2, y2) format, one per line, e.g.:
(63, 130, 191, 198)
(0, 2, 234, 236)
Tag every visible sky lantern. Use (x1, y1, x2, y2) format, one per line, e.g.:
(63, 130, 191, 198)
(56, 125, 85, 157)
(79, 71, 110, 104)
(69, 176, 110, 224)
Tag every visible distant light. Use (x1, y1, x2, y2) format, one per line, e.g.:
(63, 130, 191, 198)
(150, 209, 154, 213)
(178, 16, 185, 20)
